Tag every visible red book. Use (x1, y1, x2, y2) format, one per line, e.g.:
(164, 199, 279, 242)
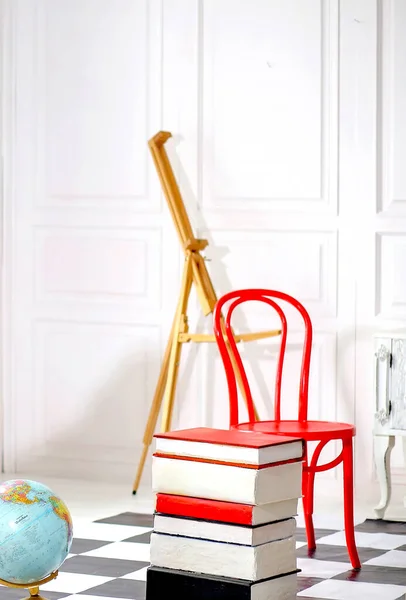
(155, 493, 298, 526)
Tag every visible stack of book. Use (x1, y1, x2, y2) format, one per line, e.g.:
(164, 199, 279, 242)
(146, 427, 304, 600)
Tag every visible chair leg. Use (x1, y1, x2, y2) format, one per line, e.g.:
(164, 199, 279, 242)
(302, 466, 316, 551)
(342, 438, 361, 570)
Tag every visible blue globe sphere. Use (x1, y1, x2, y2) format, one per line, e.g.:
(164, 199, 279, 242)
(0, 479, 73, 585)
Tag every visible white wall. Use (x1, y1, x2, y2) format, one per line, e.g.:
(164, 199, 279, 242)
(1, 0, 406, 498)
(1, 0, 179, 484)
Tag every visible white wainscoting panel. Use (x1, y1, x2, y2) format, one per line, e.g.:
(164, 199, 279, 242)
(201, 0, 338, 213)
(206, 230, 337, 318)
(379, 0, 406, 214)
(42, 0, 149, 202)
(16, 322, 160, 481)
(34, 227, 162, 309)
(376, 233, 406, 318)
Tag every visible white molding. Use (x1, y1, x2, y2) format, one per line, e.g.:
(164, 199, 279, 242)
(377, 0, 406, 216)
(0, 0, 16, 473)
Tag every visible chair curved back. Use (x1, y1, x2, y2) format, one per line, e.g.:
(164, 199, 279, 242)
(213, 289, 313, 427)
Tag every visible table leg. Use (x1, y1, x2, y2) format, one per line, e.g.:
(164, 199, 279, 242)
(373, 434, 395, 519)
(402, 437, 406, 510)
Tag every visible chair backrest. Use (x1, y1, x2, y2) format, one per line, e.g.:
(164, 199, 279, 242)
(213, 289, 313, 427)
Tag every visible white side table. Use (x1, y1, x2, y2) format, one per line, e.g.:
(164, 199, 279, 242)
(374, 334, 406, 518)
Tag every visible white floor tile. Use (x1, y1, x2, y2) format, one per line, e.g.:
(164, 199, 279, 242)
(296, 514, 344, 531)
(296, 512, 366, 531)
(72, 521, 150, 542)
(298, 579, 406, 600)
(63, 596, 122, 600)
(297, 557, 351, 578)
(365, 550, 406, 568)
(41, 572, 114, 594)
(84, 541, 150, 561)
(316, 530, 406, 550)
(121, 567, 148, 581)
(296, 541, 307, 549)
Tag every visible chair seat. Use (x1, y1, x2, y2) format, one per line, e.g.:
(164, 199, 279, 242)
(234, 419, 355, 441)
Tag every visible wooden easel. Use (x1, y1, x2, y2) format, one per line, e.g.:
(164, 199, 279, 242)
(132, 132, 281, 493)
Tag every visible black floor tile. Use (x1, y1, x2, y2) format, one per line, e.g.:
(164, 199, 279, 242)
(297, 576, 325, 592)
(124, 531, 151, 544)
(95, 512, 154, 528)
(355, 519, 406, 535)
(82, 577, 146, 598)
(296, 543, 384, 563)
(333, 564, 406, 585)
(60, 555, 149, 577)
(296, 527, 337, 542)
(70, 538, 112, 554)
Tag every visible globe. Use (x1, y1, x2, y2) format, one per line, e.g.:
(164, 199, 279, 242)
(0, 479, 73, 585)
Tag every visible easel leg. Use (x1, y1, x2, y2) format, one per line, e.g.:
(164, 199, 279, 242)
(132, 328, 173, 493)
(161, 257, 193, 432)
(132, 255, 193, 493)
(160, 324, 184, 432)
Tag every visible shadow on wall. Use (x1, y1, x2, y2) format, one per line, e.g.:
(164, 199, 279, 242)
(165, 136, 276, 425)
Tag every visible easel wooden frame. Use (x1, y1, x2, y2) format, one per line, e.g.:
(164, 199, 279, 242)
(132, 131, 281, 493)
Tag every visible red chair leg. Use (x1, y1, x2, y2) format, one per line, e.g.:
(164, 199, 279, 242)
(342, 438, 361, 570)
(302, 466, 316, 551)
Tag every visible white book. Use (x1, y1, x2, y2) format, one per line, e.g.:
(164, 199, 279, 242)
(246, 572, 297, 600)
(150, 532, 297, 581)
(153, 514, 296, 546)
(152, 455, 302, 505)
(249, 498, 299, 525)
(155, 434, 303, 466)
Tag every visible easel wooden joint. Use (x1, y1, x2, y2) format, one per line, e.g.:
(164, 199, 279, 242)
(132, 132, 281, 493)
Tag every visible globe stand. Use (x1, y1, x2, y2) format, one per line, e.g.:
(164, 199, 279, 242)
(0, 570, 58, 600)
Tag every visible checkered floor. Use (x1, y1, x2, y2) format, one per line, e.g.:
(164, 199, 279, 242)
(3, 513, 406, 600)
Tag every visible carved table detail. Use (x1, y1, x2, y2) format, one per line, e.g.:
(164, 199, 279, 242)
(374, 335, 406, 519)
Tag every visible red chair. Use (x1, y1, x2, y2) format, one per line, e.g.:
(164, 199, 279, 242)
(213, 288, 361, 570)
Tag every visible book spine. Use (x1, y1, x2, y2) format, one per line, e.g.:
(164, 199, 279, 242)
(155, 494, 254, 525)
